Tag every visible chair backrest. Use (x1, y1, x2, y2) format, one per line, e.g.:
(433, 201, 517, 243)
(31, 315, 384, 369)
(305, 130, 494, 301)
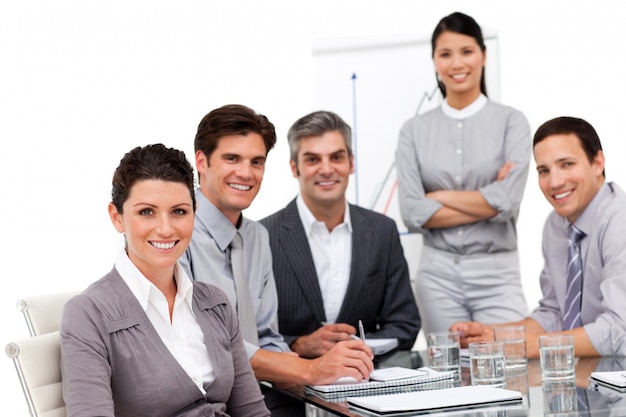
(5, 331, 66, 417)
(17, 291, 81, 337)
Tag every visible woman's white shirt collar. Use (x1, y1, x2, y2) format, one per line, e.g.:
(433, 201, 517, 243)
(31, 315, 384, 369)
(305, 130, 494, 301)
(114, 250, 194, 313)
(441, 94, 488, 120)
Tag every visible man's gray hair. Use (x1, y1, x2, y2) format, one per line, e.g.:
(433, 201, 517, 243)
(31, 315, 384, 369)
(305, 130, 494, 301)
(287, 110, 352, 161)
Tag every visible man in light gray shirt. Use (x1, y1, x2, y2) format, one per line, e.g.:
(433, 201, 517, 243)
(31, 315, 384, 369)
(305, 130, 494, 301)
(452, 116, 626, 358)
(180, 104, 373, 416)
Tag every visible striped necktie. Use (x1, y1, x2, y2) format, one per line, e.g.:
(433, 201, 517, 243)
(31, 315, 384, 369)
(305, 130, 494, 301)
(563, 224, 586, 330)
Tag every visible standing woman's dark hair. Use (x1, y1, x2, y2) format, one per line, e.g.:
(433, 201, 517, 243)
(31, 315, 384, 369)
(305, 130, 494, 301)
(431, 12, 488, 98)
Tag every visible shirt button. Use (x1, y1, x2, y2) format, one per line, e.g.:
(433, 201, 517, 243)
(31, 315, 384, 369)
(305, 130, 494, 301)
(455, 176, 462, 183)
(203, 408, 214, 416)
(456, 149, 462, 154)
(458, 230, 463, 236)
(457, 122, 463, 128)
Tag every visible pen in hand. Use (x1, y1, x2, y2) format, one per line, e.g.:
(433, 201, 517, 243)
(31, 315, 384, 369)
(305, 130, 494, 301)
(349, 320, 366, 343)
(358, 320, 366, 344)
(357, 320, 374, 370)
(322, 320, 367, 348)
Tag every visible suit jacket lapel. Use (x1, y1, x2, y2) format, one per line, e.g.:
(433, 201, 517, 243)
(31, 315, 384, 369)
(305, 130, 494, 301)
(337, 205, 370, 321)
(280, 200, 327, 322)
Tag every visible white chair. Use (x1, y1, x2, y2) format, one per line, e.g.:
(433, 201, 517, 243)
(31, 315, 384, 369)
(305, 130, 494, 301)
(17, 291, 80, 337)
(5, 331, 65, 417)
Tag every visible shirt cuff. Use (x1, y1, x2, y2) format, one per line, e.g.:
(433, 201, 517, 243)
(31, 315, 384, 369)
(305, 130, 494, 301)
(244, 341, 261, 359)
(479, 183, 512, 222)
(404, 198, 443, 232)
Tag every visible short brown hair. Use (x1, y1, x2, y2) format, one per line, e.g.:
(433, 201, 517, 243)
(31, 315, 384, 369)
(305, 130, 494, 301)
(533, 116, 605, 177)
(194, 104, 277, 160)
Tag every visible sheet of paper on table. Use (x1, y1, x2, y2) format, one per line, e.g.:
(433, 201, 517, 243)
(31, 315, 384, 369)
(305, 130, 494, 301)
(347, 385, 523, 416)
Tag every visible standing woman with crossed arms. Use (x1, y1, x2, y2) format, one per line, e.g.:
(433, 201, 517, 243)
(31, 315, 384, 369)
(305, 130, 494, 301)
(396, 12, 531, 334)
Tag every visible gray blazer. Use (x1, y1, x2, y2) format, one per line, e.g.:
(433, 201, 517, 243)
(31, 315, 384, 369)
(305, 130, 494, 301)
(260, 199, 421, 350)
(60, 268, 269, 417)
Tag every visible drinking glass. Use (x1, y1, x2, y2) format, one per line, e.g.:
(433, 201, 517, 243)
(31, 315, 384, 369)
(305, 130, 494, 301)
(494, 325, 527, 372)
(427, 331, 460, 374)
(539, 335, 575, 381)
(469, 341, 506, 387)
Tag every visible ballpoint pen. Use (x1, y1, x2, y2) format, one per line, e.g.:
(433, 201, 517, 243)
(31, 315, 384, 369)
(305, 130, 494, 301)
(358, 320, 366, 344)
(350, 320, 367, 343)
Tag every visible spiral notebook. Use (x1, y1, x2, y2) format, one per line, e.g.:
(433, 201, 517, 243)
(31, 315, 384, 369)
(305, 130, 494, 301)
(304, 367, 456, 400)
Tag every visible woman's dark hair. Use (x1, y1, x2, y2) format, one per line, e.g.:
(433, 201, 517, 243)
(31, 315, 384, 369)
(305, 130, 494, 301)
(431, 12, 487, 98)
(111, 143, 196, 213)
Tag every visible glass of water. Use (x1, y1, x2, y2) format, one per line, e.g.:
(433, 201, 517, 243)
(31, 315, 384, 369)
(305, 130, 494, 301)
(539, 335, 575, 381)
(494, 325, 527, 372)
(427, 331, 460, 374)
(469, 341, 506, 387)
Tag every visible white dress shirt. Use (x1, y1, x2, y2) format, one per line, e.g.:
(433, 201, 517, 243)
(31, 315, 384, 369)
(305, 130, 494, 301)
(115, 251, 215, 393)
(296, 195, 352, 324)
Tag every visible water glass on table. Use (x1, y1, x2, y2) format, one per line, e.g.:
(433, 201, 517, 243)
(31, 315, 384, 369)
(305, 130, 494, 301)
(469, 341, 506, 387)
(494, 325, 527, 372)
(426, 331, 460, 375)
(539, 335, 575, 381)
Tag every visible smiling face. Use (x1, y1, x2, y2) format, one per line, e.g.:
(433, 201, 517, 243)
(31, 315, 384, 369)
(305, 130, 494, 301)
(433, 31, 486, 108)
(196, 133, 267, 225)
(109, 179, 194, 280)
(534, 133, 605, 223)
(291, 130, 354, 213)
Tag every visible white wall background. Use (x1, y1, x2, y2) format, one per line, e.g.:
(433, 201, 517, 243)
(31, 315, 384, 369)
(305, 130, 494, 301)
(1, 1, 625, 414)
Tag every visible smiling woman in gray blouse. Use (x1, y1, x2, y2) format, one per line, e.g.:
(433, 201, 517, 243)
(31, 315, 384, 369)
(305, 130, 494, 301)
(396, 12, 531, 334)
(60, 144, 269, 417)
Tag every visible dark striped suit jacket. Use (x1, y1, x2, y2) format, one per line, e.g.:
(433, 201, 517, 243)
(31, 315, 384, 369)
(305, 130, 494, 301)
(260, 198, 421, 350)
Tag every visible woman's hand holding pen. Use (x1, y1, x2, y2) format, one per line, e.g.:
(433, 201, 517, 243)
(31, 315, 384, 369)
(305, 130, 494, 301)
(290, 323, 359, 358)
